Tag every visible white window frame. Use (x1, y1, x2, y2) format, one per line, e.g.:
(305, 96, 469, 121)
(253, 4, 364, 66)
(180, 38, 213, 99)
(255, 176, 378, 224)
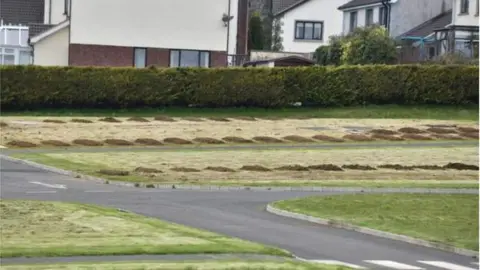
(0, 47, 32, 65)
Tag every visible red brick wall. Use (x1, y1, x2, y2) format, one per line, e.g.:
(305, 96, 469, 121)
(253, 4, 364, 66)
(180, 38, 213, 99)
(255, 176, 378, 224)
(69, 44, 133, 67)
(146, 48, 170, 67)
(211, 51, 227, 67)
(236, 0, 249, 55)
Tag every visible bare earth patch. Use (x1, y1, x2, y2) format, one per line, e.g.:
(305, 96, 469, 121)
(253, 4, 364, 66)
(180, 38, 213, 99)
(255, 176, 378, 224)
(312, 134, 344, 142)
(6, 140, 37, 148)
(134, 138, 163, 146)
(205, 166, 236, 172)
(98, 169, 130, 176)
(398, 127, 427, 134)
(192, 137, 225, 144)
(127, 117, 150, 122)
(252, 136, 284, 143)
(71, 118, 94, 123)
(222, 136, 255, 144)
(401, 134, 433, 141)
(154, 116, 176, 122)
(41, 140, 71, 147)
(371, 134, 404, 141)
(282, 135, 315, 143)
(134, 167, 163, 173)
(104, 139, 134, 146)
(99, 117, 122, 123)
(72, 139, 104, 146)
(163, 137, 193, 145)
(343, 134, 375, 142)
(43, 119, 66, 124)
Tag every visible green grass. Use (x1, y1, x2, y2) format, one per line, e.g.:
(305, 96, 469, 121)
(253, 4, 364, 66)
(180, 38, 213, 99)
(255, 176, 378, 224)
(0, 200, 290, 258)
(1, 105, 478, 121)
(273, 194, 479, 250)
(0, 260, 352, 270)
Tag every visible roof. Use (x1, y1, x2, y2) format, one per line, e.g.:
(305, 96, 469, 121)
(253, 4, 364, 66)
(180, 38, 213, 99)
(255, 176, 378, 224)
(30, 20, 69, 44)
(273, 0, 307, 16)
(338, 0, 382, 10)
(243, 55, 315, 66)
(0, 0, 45, 25)
(399, 10, 452, 38)
(28, 23, 56, 38)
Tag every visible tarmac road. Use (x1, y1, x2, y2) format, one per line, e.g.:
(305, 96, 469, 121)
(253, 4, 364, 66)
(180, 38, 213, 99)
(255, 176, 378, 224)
(0, 158, 478, 269)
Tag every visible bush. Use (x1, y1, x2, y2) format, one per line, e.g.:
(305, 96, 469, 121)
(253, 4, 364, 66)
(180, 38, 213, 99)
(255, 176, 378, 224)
(0, 64, 477, 110)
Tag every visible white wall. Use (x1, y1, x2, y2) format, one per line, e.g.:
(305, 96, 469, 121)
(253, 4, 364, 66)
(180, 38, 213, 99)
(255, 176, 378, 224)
(70, 0, 238, 54)
(342, 3, 383, 34)
(33, 27, 69, 66)
(44, 0, 69, 24)
(452, 0, 479, 26)
(279, 0, 350, 53)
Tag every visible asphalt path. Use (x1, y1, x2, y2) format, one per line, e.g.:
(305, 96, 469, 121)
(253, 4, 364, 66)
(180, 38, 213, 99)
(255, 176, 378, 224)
(1, 158, 478, 269)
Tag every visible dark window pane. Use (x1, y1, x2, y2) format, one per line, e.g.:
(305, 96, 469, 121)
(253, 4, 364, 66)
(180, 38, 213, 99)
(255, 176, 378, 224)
(295, 22, 304, 39)
(366, 9, 373, 26)
(304, 22, 313, 39)
(180, 50, 200, 67)
(313, 23, 322, 39)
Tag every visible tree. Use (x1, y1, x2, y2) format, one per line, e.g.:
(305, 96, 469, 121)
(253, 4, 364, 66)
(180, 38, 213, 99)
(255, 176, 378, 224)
(271, 18, 284, 51)
(313, 35, 343, 66)
(248, 12, 265, 51)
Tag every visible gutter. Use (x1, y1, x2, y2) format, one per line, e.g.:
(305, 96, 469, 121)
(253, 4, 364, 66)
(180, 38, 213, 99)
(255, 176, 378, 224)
(226, 0, 232, 66)
(381, 0, 392, 33)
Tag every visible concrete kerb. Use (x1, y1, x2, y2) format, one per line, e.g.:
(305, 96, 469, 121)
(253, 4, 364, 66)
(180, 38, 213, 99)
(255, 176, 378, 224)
(266, 204, 479, 258)
(0, 154, 478, 194)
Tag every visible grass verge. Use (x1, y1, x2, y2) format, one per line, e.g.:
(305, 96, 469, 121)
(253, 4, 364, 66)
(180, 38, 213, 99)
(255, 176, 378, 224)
(272, 194, 479, 250)
(0, 200, 290, 258)
(1, 105, 478, 121)
(0, 260, 350, 270)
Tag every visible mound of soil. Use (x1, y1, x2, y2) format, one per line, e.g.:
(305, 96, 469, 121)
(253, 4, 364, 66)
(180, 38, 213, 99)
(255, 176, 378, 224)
(430, 134, 464, 140)
(97, 169, 130, 176)
(134, 138, 163, 145)
(282, 135, 315, 143)
(182, 117, 205, 122)
(0, 121, 8, 127)
(275, 165, 309, 171)
(171, 167, 201, 172)
(401, 134, 433, 141)
(104, 139, 134, 146)
(192, 137, 225, 144)
(308, 164, 343, 171)
(341, 164, 376, 171)
(426, 127, 457, 134)
(460, 132, 479, 139)
(163, 137, 193, 144)
(72, 139, 104, 146)
(99, 117, 122, 123)
(127, 117, 150, 122)
(222, 136, 254, 144)
(457, 126, 479, 133)
(425, 124, 457, 128)
(41, 140, 71, 147)
(207, 117, 230, 122)
(311, 135, 345, 142)
(153, 116, 176, 122)
(240, 165, 272, 172)
(6, 140, 37, 148)
(233, 116, 257, 121)
(377, 164, 414, 170)
(398, 127, 426, 134)
(369, 129, 398, 135)
(443, 163, 479, 171)
(43, 119, 66, 124)
(134, 167, 163, 173)
(71, 118, 94, 123)
(412, 165, 445, 170)
(371, 134, 404, 141)
(343, 134, 375, 142)
(252, 136, 284, 143)
(205, 166, 236, 172)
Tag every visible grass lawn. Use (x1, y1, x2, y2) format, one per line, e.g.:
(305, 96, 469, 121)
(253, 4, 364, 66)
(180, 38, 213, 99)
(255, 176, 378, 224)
(0, 200, 289, 258)
(0, 260, 351, 270)
(1, 105, 478, 121)
(272, 194, 479, 250)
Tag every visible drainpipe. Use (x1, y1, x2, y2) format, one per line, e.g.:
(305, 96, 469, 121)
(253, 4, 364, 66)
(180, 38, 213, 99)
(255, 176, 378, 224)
(380, 0, 391, 34)
(48, 0, 52, 24)
(226, 0, 232, 66)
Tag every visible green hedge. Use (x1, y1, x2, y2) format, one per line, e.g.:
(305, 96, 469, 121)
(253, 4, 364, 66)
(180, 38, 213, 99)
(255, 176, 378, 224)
(1, 65, 478, 110)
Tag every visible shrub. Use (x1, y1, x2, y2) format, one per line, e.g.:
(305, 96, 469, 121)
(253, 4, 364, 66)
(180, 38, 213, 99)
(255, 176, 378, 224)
(0, 65, 477, 111)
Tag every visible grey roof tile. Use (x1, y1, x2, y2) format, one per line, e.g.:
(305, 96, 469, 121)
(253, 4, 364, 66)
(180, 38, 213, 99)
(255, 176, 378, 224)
(338, 0, 382, 10)
(400, 10, 452, 38)
(28, 23, 55, 38)
(0, 0, 45, 25)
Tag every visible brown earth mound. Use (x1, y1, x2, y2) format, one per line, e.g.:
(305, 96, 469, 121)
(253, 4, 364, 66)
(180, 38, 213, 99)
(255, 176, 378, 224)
(233, 116, 257, 121)
(134, 138, 164, 145)
(457, 126, 479, 133)
(431, 134, 464, 140)
(43, 119, 66, 124)
(412, 165, 445, 170)
(182, 117, 205, 122)
(127, 117, 150, 122)
(0, 121, 8, 127)
(282, 135, 315, 143)
(275, 165, 309, 171)
(72, 139, 104, 146)
(222, 136, 255, 144)
(398, 127, 426, 134)
(154, 116, 176, 122)
(240, 165, 272, 172)
(460, 132, 479, 139)
(426, 127, 457, 134)
(97, 169, 130, 176)
(104, 139, 134, 146)
(41, 140, 71, 147)
(99, 117, 122, 123)
(207, 117, 230, 122)
(343, 134, 375, 142)
(378, 164, 414, 170)
(252, 136, 284, 143)
(71, 118, 93, 123)
(205, 166, 236, 172)
(369, 129, 398, 135)
(341, 164, 376, 171)
(6, 140, 37, 148)
(443, 163, 479, 171)
(370, 134, 404, 141)
(163, 137, 193, 144)
(171, 167, 201, 172)
(311, 135, 345, 142)
(425, 124, 457, 128)
(308, 164, 343, 171)
(401, 134, 433, 140)
(134, 167, 163, 173)
(192, 137, 225, 144)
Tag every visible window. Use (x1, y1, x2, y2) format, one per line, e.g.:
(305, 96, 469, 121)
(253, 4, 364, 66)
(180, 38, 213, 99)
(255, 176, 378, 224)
(365, 9, 374, 26)
(294, 21, 323, 40)
(349, 11, 357, 32)
(134, 48, 146, 68)
(379, 6, 387, 26)
(0, 47, 31, 65)
(460, 0, 469, 14)
(169, 50, 210, 67)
